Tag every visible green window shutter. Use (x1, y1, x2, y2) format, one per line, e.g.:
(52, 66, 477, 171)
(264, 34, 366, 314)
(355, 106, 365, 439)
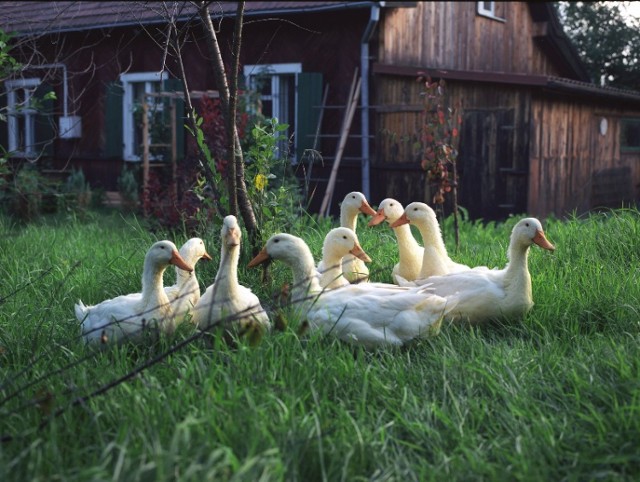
(296, 72, 323, 161)
(0, 87, 7, 156)
(105, 82, 124, 159)
(34, 82, 55, 158)
(163, 78, 185, 161)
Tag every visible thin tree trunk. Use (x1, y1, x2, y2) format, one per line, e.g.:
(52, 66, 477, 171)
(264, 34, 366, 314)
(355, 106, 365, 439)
(198, 1, 259, 250)
(452, 157, 460, 250)
(228, 2, 261, 253)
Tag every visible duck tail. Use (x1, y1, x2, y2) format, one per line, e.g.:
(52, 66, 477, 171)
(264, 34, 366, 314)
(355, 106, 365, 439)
(74, 300, 88, 322)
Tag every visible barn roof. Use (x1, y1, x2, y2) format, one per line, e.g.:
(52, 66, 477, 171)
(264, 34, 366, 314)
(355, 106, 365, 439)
(0, 1, 600, 88)
(372, 63, 640, 106)
(0, 1, 379, 36)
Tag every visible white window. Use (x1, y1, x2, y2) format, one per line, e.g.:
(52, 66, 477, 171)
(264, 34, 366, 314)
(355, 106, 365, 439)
(244, 63, 301, 161)
(477, 1, 505, 21)
(120, 71, 166, 162)
(5, 78, 41, 158)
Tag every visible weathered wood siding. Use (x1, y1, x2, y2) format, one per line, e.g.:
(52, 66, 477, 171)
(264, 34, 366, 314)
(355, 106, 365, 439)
(373, 76, 531, 219)
(529, 97, 640, 218)
(379, 2, 563, 77)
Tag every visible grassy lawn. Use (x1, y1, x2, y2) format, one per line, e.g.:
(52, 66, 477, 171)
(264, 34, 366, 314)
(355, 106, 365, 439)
(0, 207, 639, 481)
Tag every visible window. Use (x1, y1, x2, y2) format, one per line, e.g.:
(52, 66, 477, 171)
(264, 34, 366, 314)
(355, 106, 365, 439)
(5, 78, 41, 158)
(244, 63, 301, 161)
(120, 72, 166, 162)
(621, 118, 640, 152)
(477, 2, 505, 21)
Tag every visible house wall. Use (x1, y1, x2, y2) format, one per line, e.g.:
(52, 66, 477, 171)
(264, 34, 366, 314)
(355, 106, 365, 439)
(15, 9, 369, 202)
(378, 2, 563, 77)
(528, 95, 640, 218)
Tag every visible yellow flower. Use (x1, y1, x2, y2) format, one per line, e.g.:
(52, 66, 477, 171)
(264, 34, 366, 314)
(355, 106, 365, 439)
(254, 173, 267, 191)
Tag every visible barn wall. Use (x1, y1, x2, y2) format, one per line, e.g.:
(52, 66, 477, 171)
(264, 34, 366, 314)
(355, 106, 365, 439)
(379, 2, 563, 77)
(373, 75, 532, 220)
(529, 96, 640, 218)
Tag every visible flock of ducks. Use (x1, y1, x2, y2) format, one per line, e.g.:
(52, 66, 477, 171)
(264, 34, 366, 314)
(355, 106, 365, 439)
(75, 192, 555, 349)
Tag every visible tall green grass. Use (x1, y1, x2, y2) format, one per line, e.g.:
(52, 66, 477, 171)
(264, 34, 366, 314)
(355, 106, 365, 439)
(0, 207, 639, 481)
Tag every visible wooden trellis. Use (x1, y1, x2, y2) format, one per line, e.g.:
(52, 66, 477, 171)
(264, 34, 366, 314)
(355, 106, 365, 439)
(140, 90, 219, 217)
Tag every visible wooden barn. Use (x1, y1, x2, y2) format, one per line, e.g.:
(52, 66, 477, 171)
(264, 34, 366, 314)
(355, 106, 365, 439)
(1, 1, 639, 219)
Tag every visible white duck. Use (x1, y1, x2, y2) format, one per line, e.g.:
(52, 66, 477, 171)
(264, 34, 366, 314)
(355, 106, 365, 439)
(75, 240, 193, 344)
(317, 191, 376, 283)
(191, 215, 270, 336)
(391, 202, 470, 278)
(248, 233, 454, 349)
(408, 217, 555, 324)
(318, 227, 372, 290)
(368, 198, 424, 284)
(164, 237, 212, 323)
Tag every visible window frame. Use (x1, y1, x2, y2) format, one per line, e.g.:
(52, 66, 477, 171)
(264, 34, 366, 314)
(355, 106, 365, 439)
(620, 118, 640, 153)
(476, 1, 506, 22)
(120, 71, 167, 162)
(5, 77, 42, 159)
(243, 63, 302, 162)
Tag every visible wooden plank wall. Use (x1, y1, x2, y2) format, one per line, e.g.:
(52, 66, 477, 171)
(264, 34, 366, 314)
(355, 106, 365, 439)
(374, 76, 532, 219)
(379, 2, 563, 77)
(528, 96, 640, 218)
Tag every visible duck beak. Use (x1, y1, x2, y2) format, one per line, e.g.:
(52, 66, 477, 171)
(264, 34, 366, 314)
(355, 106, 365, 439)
(226, 227, 241, 247)
(350, 243, 372, 263)
(533, 230, 555, 251)
(359, 200, 377, 216)
(201, 251, 213, 261)
(368, 209, 386, 226)
(390, 212, 410, 228)
(248, 247, 270, 267)
(171, 250, 194, 272)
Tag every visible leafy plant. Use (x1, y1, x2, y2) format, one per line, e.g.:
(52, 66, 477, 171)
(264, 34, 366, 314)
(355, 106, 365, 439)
(64, 167, 92, 212)
(245, 117, 302, 238)
(419, 74, 463, 247)
(5, 164, 49, 221)
(117, 165, 139, 212)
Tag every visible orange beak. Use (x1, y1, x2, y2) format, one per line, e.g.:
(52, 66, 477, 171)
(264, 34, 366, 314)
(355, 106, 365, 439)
(349, 243, 372, 263)
(226, 227, 241, 247)
(390, 212, 410, 228)
(359, 200, 377, 216)
(248, 247, 270, 268)
(533, 230, 555, 251)
(368, 209, 386, 227)
(170, 249, 194, 272)
(201, 251, 213, 261)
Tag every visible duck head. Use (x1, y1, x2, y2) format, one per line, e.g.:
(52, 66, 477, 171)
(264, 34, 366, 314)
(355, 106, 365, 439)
(222, 215, 241, 248)
(341, 191, 377, 217)
(248, 233, 304, 268)
(513, 218, 555, 251)
(323, 227, 372, 262)
(150, 240, 193, 272)
(369, 198, 405, 227)
(179, 237, 212, 265)
(390, 202, 438, 229)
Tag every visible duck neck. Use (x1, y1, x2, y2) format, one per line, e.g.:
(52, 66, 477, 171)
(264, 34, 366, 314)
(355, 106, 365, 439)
(141, 257, 169, 307)
(341, 209, 358, 231)
(504, 241, 532, 297)
(319, 249, 346, 289)
(393, 224, 421, 262)
(175, 264, 196, 289)
(215, 244, 240, 297)
(289, 247, 322, 303)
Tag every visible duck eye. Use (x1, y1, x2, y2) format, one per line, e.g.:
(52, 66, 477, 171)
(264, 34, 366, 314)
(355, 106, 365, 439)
(343, 235, 347, 239)
(525, 222, 530, 227)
